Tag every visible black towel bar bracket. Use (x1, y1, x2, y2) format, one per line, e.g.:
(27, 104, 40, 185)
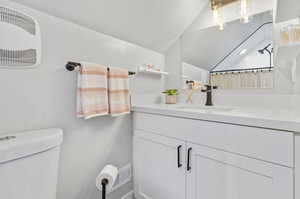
(65, 61, 136, 76)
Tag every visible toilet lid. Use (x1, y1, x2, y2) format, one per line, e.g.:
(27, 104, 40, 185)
(0, 128, 63, 164)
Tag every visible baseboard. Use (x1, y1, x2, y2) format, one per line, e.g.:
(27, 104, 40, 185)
(121, 191, 134, 199)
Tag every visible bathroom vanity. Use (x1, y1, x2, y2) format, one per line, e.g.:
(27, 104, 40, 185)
(132, 105, 300, 199)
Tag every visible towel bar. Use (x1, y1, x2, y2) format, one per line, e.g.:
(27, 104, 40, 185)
(65, 61, 136, 76)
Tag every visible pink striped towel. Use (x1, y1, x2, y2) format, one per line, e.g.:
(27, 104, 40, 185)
(108, 67, 131, 116)
(77, 62, 109, 119)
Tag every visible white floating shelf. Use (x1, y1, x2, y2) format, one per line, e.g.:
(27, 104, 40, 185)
(138, 67, 168, 75)
(276, 0, 300, 23)
(276, 42, 300, 60)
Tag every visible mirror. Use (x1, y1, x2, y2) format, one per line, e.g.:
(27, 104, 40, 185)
(181, 11, 274, 89)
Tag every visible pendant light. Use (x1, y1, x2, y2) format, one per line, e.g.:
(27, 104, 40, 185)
(240, 0, 251, 23)
(211, 0, 252, 30)
(212, 2, 226, 30)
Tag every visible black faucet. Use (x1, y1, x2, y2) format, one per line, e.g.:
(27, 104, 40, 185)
(201, 85, 218, 106)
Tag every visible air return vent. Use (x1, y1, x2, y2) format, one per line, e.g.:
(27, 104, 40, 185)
(0, 6, 41, 68)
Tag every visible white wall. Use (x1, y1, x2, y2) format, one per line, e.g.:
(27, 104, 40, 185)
(0, 1, 164, 199)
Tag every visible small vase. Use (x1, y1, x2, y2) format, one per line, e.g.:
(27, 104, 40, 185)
(165, 95, 177, 104)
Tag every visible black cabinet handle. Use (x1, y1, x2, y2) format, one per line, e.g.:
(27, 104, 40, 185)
(187, 148, 192, 171)
(177, 145, 183, 168)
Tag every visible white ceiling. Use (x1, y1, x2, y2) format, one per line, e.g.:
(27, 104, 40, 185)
(11, 0, 208, 53)
(181, 12, 273, 71)
(213, 23, 273, 71)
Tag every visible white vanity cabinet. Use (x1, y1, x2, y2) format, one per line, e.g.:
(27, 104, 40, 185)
(133, 112, 294, 199)
(296, 136, 300, 199)
(133, 130, 186, 199)
(186, 143, 293, 199)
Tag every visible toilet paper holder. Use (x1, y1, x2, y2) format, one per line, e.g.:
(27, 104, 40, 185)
(96, 165, 119, 199)
(101, 178, 109, 199)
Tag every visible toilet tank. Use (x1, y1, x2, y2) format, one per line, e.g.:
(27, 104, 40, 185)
(0, 128, 63, 199)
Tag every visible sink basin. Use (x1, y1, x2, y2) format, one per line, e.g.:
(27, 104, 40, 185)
(176, 105, 234, 112)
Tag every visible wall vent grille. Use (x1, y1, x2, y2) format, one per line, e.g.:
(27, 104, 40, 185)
(0, 49, 37, 66)
(0, 6, 41, 68)
(0, 7, 36, 35)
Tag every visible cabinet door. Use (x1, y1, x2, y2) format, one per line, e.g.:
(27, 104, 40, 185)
(296, 136, 300, 199)
(186, 143, 293, 199)
(133, 130, 186, 199)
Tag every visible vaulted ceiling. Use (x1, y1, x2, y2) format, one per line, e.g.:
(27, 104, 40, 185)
(11, 0, 208, 53)
(181, 11, 273, 71)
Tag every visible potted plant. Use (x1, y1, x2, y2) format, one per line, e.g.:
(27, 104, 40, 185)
(162, 89, 179, 104)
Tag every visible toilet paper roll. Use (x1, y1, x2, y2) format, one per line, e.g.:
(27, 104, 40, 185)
(96, 165, 119, 191)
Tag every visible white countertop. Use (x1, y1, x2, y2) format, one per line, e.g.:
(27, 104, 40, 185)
(132, 104, 300, 133)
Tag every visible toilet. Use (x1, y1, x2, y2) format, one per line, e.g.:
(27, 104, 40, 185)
(0, 128, 63, 199)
